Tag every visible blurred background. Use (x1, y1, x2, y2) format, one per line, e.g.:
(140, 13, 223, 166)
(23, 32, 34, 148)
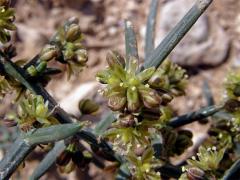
(0, 0, 240, 179)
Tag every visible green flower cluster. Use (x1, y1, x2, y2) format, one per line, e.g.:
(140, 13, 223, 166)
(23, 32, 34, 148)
(56, 143, 92, 174)
(104, 106, 173, 153)
(127, 148, 162, 180)
(12, 94, 58, 131)
(160, 127, 193, 158)
(187, 146, 225, 171)
(0, 0, 16, 43)
(149, 59, 187, 96)
(224, 71, 240, 99)
(96, 51, 188, 157)
(27, 17, 88, 79)
(180, 146, 226, 179)
(223, 72, 240, 130)
(0, 75, 10, 99)
(96, 52, 187, 113)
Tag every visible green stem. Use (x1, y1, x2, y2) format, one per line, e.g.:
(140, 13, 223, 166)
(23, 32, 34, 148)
(0, 138, 34, 180)
(168, 105, 222, 128)
(222, 158, 240, 180)
(143, 0, 213, 69)
(202, 80, 214, 106)
(0, 55, 120, 178)
(144, 0, 159, 59)
(124, 20, 139, 69)
(30, 141, 65, 180)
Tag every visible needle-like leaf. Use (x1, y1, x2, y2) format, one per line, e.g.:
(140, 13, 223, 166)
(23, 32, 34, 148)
(144, 0, 159, 59)
(143, 0, 213, 69)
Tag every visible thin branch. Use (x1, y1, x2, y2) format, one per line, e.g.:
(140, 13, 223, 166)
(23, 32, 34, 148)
(222, 158, 240, 180)
(30, 141, 65, 180)
(0, 55, 120, 178)
(168, 105, 222, 128)
(143, 0, 213, 69)
(124, 20, 139, 69)
(0, 123, 82, 180)
(144, 0, 159, 59)
(202, 80, 214, 106)
(94, 112, 115, 136)
(0, 138, 34, 180)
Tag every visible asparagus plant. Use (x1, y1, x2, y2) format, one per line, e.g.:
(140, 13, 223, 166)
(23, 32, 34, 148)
(1, 0, 240, 179)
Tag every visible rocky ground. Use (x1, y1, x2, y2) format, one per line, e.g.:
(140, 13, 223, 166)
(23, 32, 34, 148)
(1, 0, 240, 179)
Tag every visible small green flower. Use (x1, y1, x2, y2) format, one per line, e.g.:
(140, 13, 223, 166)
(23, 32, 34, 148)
(149, 60, 187, 96)
(180, 167, 206, 180)
(16, 94, 58, 131)
(187, 146, 225, 171)
(78, 99, 99, 114)
(53, 17, 87, 79)
(104, 107, 172, 153)
(0, 5, 16, 43)
(126, 148, 162, 180)
(0, 75, 10, 99)
(96, 51, 161, 112)
(31, 17, 88, 79)
(57, 143, 92, 174)
(224, 71, 240, 99)
(97, 54, 187, 112)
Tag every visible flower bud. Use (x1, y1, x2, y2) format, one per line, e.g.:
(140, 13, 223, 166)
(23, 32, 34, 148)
(134, 146, 145, 156)
(74, 151, 92, 169)
(96, 70, 110, 84)
(137, 67, 155, 82)
(40, 45, 58, 62)
(161, 93, 173, 104)
(91, 145, 116, 161)
(76, 49, 88, 64)
(127, 87, 140, 112)
(78, 99, 99, 114)
(186, 167, 205, 180)
(66, 24, 81, 42)
(59, 160, 75, 174)
(56, 150, 72, 166)
(149, 74, 167, 88)
(27, 65, 38, 76)
(119, 114, 135, 127)
(0, 30, 10, 43)
(0, 19, 16, 30)
(139, 87, 161, 108)
(106, 51, 125, 68)
(68, 17, 79, 25)
(224, 99, 240, 112)
(35, 104, 47, 117)
(108, 95, 126, 111)
(36, 61, 47, 73)
(71, 151, 84, 168)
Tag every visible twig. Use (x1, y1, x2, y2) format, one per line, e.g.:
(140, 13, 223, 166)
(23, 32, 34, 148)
(124, 20, 139, 69)
(143, 0, 213, 69)
(168, 105, 222, 128)
(30, 141, 65, 180)
(0, 138, 34, 180)
(144, 0, 159, 59)
(222, 158, 240, 180)
(202, 80, 214, 106)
